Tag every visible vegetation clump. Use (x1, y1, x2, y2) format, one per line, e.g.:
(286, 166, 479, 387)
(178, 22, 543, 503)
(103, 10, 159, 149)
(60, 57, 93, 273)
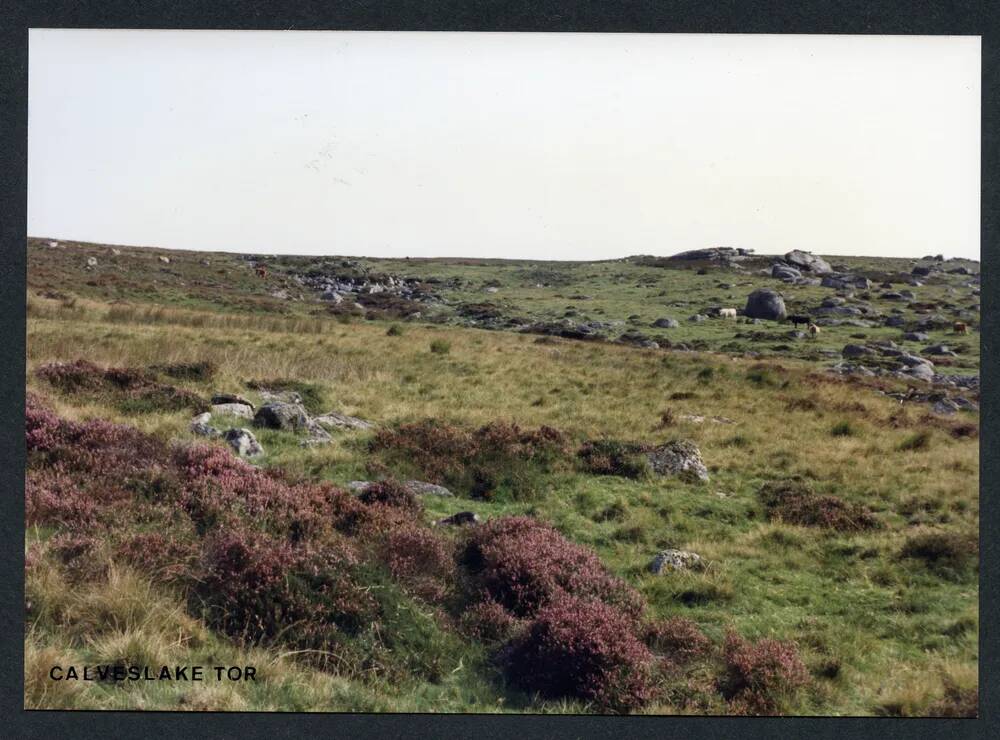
(718, 631, 810, 715)
(501, 594, 655, 713)
(577, 439, 651, 479)
(758, 478, 880, 532)
(899, 531, 978, 579)
(35, 359, 206, 414)
(149, 360, 217, 381)
(371, 420, 569, 500)
(459, 516, 643, 620)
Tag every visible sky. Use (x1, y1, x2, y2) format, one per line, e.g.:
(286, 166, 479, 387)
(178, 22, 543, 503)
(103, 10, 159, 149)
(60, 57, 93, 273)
(28, 31, 981, 261)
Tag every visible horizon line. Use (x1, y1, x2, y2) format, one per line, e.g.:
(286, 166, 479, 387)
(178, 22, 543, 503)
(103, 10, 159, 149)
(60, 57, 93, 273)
(26, 235, 980, 264)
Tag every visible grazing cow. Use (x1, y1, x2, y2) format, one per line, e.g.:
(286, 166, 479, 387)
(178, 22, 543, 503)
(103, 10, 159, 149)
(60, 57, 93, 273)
(719, 308, 737, 319)
(255, 266, 267, 279)
(788, 314, 812, 327)
(807, 323, 820, 336)
(953, 321, 970, 335)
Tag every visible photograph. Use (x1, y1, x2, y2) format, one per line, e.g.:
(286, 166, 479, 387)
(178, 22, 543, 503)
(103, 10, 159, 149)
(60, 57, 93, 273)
(23, 29, 980, 716)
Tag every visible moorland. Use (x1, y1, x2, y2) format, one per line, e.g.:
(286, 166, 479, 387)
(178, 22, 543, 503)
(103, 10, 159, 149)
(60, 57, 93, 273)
(24, 237, 979, 715)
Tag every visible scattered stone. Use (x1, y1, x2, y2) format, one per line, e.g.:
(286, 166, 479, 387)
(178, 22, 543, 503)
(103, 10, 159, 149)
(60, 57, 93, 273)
(903, 332, 929, 342)
(932, 399, 960, 415)
(678, 413, 735, 425)
(668, 247, 754, 262)
(688, 314, 708, 322)
(744, 288, 787, 320)
(223, 428, 264, 457)
(86, 257, 98, 268)
(313, 411, 374, 431)
(649, 549, 705, 574)
(190, 412, 220, 438)
(158, 256, 170, 264)
(771, 263, 802, 281)
(257, 389, 303, 405)
(211, 393, 254, 410)
(652, 317, 679, 329)
(646, 440, 709, 482)
(300, 419, 333, 446)
(435, 511, 481, 527)
(783, 250, 832, 274)
(841, 344, 873, 358)
(923, 344, 957, 356)
(211, 403, 254, 419)
(404, 480, 455, 497)
(253, 402, 310, 431)
(347, 480, 455, 497)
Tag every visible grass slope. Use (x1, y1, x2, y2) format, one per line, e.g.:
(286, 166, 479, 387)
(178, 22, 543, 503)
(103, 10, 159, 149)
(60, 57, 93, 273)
(24, 238, 978, 715)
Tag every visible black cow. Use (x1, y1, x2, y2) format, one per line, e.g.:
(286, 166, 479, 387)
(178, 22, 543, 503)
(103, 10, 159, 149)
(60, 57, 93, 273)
(788, 314, 812, 327)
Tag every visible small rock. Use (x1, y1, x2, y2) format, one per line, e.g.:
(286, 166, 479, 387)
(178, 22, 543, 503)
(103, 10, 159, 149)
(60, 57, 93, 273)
(190, 412, 220, 437)
(652, 317, 679, 329)
(211, 393, 255, 410)
(903, 332, 929, 342)
(783, 250, 832, 274)
(435, 511, 481, 527)
(223, 428, 264, 457)
(646, 440, 709, 482)
(158, 256, 170, 264)
(253, 402, 310, 431)
(649, 549, 704, 574)
(211, 403, 254, 419)
(842, 344, 873, 358)
(86, 257, 98, 268)
(313, 411, 374, 431)
(932, 399, 960, 415)
(404, 480, 454, 497)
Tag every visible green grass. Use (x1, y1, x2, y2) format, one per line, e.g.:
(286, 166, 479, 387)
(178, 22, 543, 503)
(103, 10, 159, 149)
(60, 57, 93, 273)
(24, 237, 979, 715)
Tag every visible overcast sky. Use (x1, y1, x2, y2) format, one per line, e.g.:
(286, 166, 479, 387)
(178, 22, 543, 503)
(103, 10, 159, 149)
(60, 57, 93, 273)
(28, 31, 980, 261)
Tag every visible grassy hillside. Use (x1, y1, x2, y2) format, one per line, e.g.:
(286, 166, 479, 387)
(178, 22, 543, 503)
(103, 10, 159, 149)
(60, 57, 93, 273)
(24, 238, 979, 715)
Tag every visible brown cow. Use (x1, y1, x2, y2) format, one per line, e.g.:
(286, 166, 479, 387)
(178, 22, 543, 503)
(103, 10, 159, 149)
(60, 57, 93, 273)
(255, 266, 267, 279)
(807, 323, 820, 337)
(953, 321, 970, 335)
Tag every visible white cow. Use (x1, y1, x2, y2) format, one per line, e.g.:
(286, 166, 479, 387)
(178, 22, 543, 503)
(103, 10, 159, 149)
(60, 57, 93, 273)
(719, 308, 737, 319)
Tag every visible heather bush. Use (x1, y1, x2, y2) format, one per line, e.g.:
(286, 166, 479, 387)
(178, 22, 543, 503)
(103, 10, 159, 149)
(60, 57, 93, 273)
(460, 600, 523, 643)
(26, 471, 99, 527)
(501, 594, 654, 713)
(194, 526, 373, 653)
(371, 420, 570, 500)
(115, 531, 200, 585)
(460, 516, 644, 620)
(357, 479, 421, 513)
(718, 631, 809, 715)
(758, 478, 880, 532)
(577, 438, 651, 479)
(35, 360, 206, 414)
(378, 525, 455, 603)
(645, 616, 713, 665)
